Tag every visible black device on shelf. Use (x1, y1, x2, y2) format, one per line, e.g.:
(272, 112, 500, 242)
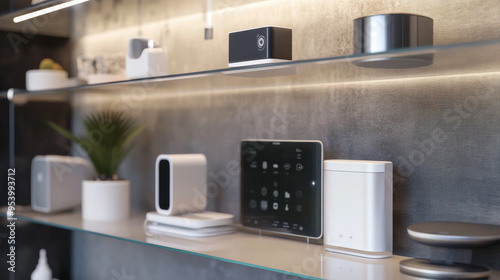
(240, 140, 323, 239)
(229, 26, 292, 67)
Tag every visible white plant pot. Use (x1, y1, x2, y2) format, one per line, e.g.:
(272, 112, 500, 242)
(82, 180, 130, 221)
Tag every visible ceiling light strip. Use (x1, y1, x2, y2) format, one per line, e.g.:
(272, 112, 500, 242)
(13, 0, 89, 23)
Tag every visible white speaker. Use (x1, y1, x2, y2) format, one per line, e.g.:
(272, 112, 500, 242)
(155, 154, 207, 216)
(323, 160, 393, 259)
(31, 155, 93, 213)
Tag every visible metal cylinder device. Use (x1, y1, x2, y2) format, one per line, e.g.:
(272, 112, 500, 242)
(353, 13, 433, 68)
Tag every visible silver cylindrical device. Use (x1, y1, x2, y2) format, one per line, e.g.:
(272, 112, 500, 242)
(353, 14, 433, 68)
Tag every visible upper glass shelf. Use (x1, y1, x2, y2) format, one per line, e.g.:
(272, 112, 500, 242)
(2, 210, 409, 279)
(0, 0, 77, 37)
(3, 39, 500, 102)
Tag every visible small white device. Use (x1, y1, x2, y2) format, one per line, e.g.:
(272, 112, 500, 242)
(155, 154, 207, 216)
(31, 155, 92, 213)
(146, 223, 235, 238)
(145, 211, 235, 238)
(146, 211, 234, 229)
(126, 37, 167, 79)
(323, 159, 393, 258)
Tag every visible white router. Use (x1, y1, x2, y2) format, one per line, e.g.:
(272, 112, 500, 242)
(323, 160, 393, 259)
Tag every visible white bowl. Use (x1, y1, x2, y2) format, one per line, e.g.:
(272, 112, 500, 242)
(26, 69, 68, 91)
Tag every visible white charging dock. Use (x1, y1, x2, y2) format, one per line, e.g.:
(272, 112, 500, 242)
(145, 211, 235, 238)
(126, 48, 167, 79)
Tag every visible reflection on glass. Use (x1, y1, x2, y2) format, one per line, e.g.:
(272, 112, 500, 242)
(323, 252, 394, 280)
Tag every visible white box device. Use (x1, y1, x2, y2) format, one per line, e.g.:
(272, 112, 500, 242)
(126, 38, 167, 79)
(155, 154, 207, 216)
(31, 155, 92, 213)
(323, 160, 393, 258)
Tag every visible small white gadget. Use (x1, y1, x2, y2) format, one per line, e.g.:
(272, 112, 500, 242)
(126, 38, 167, 79)
(145, 211, 235, 238)
(155, 154, 207, 216)
(31, 155, 93, 213)
(146, 224, 235, 238)
(323, 159, 393, 258)
(146, 211, 234, 229)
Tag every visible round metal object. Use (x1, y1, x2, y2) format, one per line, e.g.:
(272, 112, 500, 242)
(408, 221, 500, 248)
(353, 13, 433, 68)
(400, 259, 490, 279)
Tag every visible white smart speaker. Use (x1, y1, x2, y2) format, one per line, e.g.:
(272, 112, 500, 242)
(323, 159, 393, 259)
(31, 155, 93, 213)
(155, 154, 207, 216)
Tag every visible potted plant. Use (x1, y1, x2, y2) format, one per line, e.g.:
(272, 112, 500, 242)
(26, 58, 69, 91)
(48, 111, 144, 221)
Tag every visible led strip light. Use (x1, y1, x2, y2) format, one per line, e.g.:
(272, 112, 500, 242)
(13, 0, 89, 23)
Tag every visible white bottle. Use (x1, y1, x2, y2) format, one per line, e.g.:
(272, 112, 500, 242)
(31, 249, 52, 280)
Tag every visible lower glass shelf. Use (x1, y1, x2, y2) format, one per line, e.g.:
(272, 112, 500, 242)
(1, 209, 414, 279)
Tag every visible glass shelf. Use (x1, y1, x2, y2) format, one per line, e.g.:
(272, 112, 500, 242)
(0, 0, 75, 37)
(1, 210, 410, 279)
(3, 39, 500, 102)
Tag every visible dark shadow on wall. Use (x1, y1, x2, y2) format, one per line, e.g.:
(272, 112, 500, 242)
(0, 0, 32, 12)
(0, 99, 71, 207)
(0, 30, 70, 91)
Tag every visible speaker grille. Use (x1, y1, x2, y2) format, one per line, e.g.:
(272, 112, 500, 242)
(32, 159, 47, 209)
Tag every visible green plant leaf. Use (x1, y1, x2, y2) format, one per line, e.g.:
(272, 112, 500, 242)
(47, 121, 81, 144)
(49, 111, 144, 180)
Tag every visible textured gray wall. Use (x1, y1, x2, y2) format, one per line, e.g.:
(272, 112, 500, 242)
(68, 0, 500, 278)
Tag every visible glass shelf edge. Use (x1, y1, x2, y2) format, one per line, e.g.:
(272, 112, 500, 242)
(1, 211, 323, 279)
(2, 212, 500, 278)
(2, 39, 499, 98)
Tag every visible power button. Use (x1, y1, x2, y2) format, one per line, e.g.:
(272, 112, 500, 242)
(257, 34, 266, 51)
(296, 163, 304, 171)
